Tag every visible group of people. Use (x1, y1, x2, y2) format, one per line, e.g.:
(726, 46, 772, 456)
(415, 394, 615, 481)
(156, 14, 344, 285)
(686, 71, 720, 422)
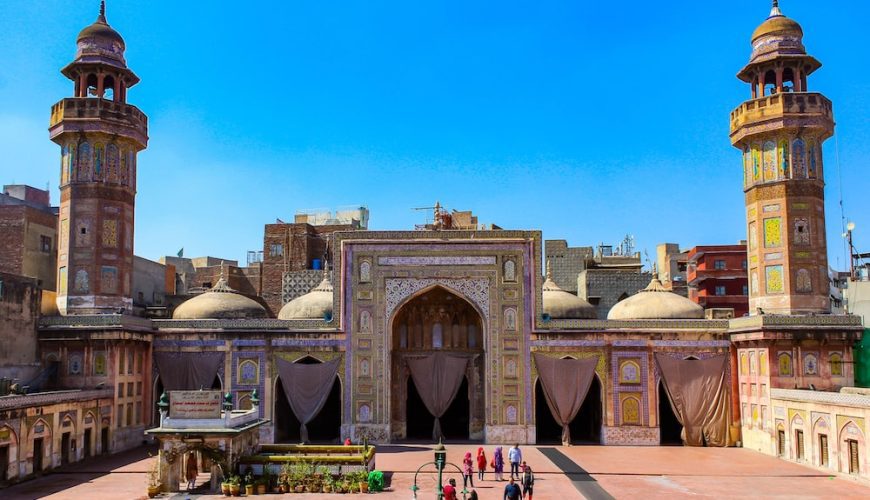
(442, 444, 535, 500)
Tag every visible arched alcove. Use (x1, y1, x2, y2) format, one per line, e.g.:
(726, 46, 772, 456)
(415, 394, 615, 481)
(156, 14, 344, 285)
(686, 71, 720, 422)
(273, 356, 341, 443)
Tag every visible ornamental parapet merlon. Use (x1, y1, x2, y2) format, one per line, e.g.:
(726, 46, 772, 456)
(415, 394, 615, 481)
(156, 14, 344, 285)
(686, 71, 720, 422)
(771, 388, 870, 408)
(49, 97, 148, 146)
(536, 318, 730, 332)
(0, 388, 114, 410)
(729, 92, 833, 141)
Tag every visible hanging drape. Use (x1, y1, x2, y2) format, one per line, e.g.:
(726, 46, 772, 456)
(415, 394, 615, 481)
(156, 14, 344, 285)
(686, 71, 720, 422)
(154, 352, 224, 391)
(406, 353, 469, 441)
(655, 353, 730, 447)
(533, 353, 599, 445)
(275, 357, 341, 443)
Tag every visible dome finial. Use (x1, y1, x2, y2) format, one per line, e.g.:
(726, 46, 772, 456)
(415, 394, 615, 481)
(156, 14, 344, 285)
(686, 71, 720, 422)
(98, 1, 107, 23)
(770, 0, 783, 18)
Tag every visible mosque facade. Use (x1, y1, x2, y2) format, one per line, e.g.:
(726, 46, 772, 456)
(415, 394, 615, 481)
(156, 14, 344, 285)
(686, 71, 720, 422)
(2, 0, 869, 487)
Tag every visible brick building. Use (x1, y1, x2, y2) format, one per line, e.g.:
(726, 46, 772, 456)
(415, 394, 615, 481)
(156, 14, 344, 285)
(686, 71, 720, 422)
(0, 186, 58, 291)
(687, 244, 749, 317)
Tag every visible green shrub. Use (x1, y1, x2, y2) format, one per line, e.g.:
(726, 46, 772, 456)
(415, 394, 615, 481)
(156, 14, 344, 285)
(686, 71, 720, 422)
(367, 470, 385, 492)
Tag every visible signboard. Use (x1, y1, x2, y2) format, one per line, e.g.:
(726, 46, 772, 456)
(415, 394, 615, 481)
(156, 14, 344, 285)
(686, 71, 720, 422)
(169, 391, 222, 419)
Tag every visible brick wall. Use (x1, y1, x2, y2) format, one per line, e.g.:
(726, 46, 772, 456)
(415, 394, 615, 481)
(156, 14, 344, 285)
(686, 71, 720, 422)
(0, 271, 40, 375)
(0, 206, 26, 276)
(579, 270, 651, 319)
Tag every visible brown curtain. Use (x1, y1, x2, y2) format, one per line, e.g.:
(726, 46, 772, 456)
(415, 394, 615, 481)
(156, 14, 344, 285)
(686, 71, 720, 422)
(275, 357, 341, 443)
(655, 353, 730, 447)
(406, 353, 469, 441)
(154, 352, 224, 391)
(533, 353, 599, 445)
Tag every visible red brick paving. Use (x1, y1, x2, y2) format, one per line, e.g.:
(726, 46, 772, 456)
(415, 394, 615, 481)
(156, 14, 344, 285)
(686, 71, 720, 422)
(3, 444, 869, 499)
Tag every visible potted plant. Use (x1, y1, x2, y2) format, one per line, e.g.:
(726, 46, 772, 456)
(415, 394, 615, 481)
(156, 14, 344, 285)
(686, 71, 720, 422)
(146, 458, 161, 498)
(221, 480, 231, 496)
(367, 470, 385, 493)
(229, 475, 241, 497)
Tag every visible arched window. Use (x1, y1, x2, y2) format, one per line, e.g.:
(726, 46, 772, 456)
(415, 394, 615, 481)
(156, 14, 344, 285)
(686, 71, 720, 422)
(103, 75, 115, 101)
(782, 67, 796, 92)
(808, 140, 818, 178)
(764, 70, 777, 96)
(106, 144, 120, 183)
(778, 139, 789, 178)
(86, 74, 98, 97)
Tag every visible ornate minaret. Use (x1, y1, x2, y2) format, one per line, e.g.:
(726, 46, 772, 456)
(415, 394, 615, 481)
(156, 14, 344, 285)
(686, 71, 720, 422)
(730, 1, 833, 315)
(50, 2, 148, 315)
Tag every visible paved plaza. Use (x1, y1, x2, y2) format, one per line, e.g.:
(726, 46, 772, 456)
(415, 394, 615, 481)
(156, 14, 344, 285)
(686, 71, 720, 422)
(4, 444, 870, 499)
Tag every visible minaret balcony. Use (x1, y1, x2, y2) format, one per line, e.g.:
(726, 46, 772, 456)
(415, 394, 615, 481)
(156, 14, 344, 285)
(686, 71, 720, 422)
(729, 92, 833, 145)
(49, 97, 148, 148)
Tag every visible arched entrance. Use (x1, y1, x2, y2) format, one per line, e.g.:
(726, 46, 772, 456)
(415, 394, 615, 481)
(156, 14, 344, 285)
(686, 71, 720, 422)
(534, 376, 602, 444)
(658, 381, 682, 445)
(274, 356, 341, 443)
(390, 286, 485, 441)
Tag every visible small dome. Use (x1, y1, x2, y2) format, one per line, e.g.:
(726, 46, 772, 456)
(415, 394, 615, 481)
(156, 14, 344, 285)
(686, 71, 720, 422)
(278, 271, 334, 320)
(542, 263, 597, 320)
(74, 2, 127, 65)
(751, 6, 803, 43)
(607, 271, 704, 320)
(172, 277, 267, 320)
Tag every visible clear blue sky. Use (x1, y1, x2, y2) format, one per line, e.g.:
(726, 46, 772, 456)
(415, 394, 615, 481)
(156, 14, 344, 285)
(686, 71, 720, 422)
(1, 1, 868, 269)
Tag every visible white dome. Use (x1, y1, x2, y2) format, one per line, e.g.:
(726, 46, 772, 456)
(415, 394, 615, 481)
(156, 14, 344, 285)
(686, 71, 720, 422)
(607, 272, 704, 320)
(278, 271, 334, 320)
(172, 277, 267, 320)
(542, 271, 597, 320)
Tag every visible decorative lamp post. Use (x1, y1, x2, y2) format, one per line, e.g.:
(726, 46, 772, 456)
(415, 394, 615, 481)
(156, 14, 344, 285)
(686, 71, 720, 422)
(434, 439, 446, 499)
(251, 389, 260, 408)
(157, 391, 169, 427)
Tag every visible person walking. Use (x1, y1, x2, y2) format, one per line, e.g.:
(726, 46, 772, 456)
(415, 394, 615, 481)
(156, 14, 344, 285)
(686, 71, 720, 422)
(463, 451, 475, 488)
(493, 446, 505, 481)
(508, 444, 522, 480)
(476, 447, 487, 481)
(185, 451, 198, 491)
(443, 477, 458, 500)
(503, 477, 522, 500)
(521, 461, 535, 500)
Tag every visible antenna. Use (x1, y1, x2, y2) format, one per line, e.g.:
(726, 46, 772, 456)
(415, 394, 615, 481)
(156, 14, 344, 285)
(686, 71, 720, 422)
(835, 132, 848, 272)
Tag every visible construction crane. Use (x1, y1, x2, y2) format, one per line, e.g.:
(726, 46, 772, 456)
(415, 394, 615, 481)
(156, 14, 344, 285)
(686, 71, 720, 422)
(412, 201, 454, 230)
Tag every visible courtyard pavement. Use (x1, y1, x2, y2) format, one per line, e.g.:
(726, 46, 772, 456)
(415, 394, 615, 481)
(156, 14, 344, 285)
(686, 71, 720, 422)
(3, 443, 870, 499)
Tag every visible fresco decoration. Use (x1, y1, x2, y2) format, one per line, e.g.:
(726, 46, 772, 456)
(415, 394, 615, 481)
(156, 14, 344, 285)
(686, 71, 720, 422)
(778, 139, 789, 178)
(503, 259, 516, 282)
(808, 140, 817, 178)
(762, 141, 776, 181)
(102, 219, 118, 248)
(765, 265, 784, 294)
(101, 266, 118, 294)
(795, 269, 812, 293)
(752, 146, 761, 181)
(59, 266, 68, 295)
(93, 351, 107, 376)
(830, 352, 843, 376)
(792, 138, 807, 178)
(74, 269, 89, 293)
(778, 351, 793, 377)
(619, 359, 641, 384)
(763, 217, 782, 248)
(803, 353, 819, 376)
(620, 394, 641, 426)
(237, 358, 259, 385)
(793, 218, 810, 245)
(749, 222, 757, 250)
(359, 260, 371, 283)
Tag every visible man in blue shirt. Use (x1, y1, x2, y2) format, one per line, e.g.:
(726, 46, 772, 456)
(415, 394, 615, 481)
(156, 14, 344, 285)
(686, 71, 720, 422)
(503, 477, 522, 500)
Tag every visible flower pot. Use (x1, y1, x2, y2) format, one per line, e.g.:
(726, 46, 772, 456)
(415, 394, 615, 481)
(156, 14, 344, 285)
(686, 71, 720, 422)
(147, 485, 160, 498)
(245, 484, 254, 496)
(257, 484, 267, 495)
(323, 485, 333, 493)
(294, 485, 305, 493)
(359, 481, 369, 493)
(230, 484, 241, 496)
(221, 483, 231, 496)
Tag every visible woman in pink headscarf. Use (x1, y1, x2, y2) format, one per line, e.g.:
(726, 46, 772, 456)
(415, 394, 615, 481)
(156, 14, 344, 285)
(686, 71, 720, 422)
(463, 451, 475, 488)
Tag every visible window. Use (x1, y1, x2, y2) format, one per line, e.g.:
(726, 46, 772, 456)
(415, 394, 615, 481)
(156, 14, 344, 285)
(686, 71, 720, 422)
(715, 285, 727, 296)
(848, 439, 860, 474)
(714, 260, 726, 270)
(119, 349, 124, 374)
(117, 383, 123, 398)
(269, 243, 283, 257)
(137, 381, 142, 396)
(127, 382, 133, 398)
(819, 434, 828, 467)
(795, 430, 805, 460)
(40, 235, 52, 253)
(126, 403, 133, 426)
(117, 405, 123, 428)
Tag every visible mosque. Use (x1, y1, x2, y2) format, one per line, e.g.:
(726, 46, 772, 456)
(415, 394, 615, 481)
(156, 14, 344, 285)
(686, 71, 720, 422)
(1, 0, 869, 486)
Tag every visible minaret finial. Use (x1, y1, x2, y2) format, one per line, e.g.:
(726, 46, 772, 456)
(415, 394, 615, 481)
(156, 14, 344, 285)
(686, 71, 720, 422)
(98, 1, 107, 23)
(770, 0, 783, 17)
